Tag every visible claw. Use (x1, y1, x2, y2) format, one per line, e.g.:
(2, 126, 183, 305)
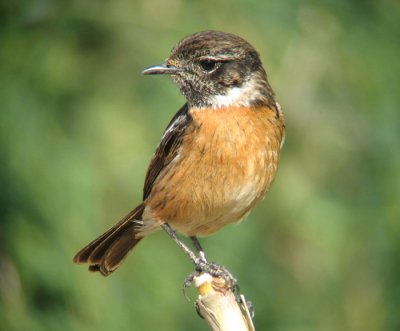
(182, 273, 195, 301)
(195, 302, 205, 319)
(238, 294, 255, 320)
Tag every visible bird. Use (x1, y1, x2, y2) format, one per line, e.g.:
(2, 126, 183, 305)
(73, 30, 285, 277)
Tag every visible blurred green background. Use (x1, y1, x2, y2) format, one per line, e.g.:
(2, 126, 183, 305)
(1, 0, 399, 330)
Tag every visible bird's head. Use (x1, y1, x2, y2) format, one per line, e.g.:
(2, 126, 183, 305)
(143, 30, 275, 109)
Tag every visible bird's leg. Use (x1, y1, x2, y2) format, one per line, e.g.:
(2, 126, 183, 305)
(161, 223, 238, 292)
(161, 223, 198, 263)
(190, 236, 207, 263)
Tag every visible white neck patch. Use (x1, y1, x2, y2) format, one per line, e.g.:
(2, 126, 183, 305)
(210, 75, 261, 109)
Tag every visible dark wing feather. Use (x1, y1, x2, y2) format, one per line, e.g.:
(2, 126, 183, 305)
(143, 103, 192, 200)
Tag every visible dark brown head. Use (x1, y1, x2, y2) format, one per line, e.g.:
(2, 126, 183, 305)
(143, 31, 276, 109)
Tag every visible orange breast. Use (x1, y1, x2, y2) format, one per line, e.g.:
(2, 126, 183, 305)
(146, 106, 285, 236)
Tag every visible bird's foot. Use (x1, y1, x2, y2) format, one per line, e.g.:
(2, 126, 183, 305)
(183, 259, 239, 294)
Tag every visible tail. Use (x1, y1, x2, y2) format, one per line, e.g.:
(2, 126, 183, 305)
(73, 204, 145, 276)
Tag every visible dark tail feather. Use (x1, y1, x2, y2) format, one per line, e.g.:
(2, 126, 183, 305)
(73, 204, 145, 276)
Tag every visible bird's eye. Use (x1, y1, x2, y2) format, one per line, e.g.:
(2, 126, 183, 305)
(199, 60, 217, 72)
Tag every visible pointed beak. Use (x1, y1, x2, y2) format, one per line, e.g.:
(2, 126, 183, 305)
(142, 62, 183, 75)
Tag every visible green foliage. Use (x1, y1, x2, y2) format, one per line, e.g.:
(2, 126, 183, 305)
(1, 1, 399, 330)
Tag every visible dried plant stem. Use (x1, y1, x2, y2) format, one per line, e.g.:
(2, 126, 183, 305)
(194, 273, 255, 331)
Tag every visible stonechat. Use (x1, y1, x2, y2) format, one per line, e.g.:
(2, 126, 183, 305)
(74, 30, 285, 276)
